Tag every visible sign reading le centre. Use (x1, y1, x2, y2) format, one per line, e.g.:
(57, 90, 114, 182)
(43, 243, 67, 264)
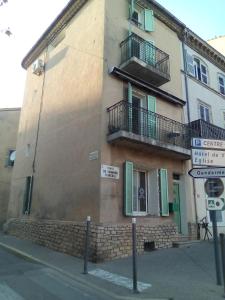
(191, 149, 225, 167)
(192, 138, 225, 150)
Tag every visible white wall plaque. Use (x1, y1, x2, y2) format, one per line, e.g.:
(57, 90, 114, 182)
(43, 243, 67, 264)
(101, 164, 119, 179)
(89, 151, 99, 161)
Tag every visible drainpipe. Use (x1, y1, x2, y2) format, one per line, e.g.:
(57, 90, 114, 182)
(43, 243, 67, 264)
(181, 29, 199, 232)
(32, 49, 48, 174)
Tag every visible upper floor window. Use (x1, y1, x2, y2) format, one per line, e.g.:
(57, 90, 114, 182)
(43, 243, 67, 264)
(129, 2, 154, 32)
(193, 58, 208, 84)
(198, 101, 211, 123)
(218, 74, 225, 95)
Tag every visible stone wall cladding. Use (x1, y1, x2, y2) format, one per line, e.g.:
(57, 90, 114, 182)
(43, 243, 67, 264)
(5, 218, 179, 262)
(188, 222, 198, 240)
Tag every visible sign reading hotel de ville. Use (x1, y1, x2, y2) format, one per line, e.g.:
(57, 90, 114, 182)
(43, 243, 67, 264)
(191, 149, 225, 167)
(101, 164, 120, 180)
(192, 138, 225, 150)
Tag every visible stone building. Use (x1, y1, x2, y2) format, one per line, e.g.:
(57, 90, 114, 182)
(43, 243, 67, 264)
(6, 0, 201, 261)
(0, 108, 20, 227)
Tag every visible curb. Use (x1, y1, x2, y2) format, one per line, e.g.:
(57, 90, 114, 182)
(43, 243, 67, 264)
(0, 241, 170, 300)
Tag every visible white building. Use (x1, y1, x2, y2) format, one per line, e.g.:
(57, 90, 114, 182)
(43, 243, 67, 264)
(181, 29, 225, 234)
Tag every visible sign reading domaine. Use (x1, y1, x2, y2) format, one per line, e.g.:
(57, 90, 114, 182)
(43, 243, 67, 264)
(188, 167, 225, 179)
(191, 149, 225, 167)
(101, 164, 120, 179)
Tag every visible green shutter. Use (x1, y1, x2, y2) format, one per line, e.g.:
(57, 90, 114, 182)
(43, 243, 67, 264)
(128, 83, 133, 132)
(147, 95, 156, 138)
(124, 161, 133, 216)
(145, 40, 156, 66)
(23, 176, 33, 214)
(159, 169, 169, 216)
(129, 0, 135, 19)
(144, 9, 154, 32)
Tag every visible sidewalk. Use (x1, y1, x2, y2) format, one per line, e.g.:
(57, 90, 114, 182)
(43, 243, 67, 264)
(0, 233, 223, 300)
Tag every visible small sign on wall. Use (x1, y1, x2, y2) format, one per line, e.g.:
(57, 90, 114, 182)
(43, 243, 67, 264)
(101, 164, 120, 180)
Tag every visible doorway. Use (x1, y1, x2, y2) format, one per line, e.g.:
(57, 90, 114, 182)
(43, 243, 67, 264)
(173, 180, 181, 233)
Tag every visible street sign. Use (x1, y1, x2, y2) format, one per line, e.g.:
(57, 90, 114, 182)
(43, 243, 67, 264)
(192, 149, 225, 166)
(188, 167, 225, 179)
(192, 138, 225, 150)
(205, 178, 224, 197)
(206, 198, 225, 211)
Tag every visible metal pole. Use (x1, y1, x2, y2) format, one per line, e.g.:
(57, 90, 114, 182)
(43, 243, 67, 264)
(132, 218, 139, 293)
(220, 233, 225, 295)
(83, 216, 91, 274)
(210, 210, 222, 285)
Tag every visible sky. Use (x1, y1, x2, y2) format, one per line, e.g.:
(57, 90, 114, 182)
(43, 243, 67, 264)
(0, 0, 224, 108)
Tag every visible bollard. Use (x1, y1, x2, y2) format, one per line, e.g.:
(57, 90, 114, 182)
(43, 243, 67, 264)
(83, 216, 91, 274)
(132, 218, 139, 293)
(220, 233, 225, 296)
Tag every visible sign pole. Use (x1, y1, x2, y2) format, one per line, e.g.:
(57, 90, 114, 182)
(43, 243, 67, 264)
(210, 210, 222, 285)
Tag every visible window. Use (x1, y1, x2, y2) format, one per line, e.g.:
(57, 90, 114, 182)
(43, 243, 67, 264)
(218, 74, 225, 95)
(23, 176, 33, 215)
(129, 2, 154, 32)
(133, 169, 147, 214)
(198, 101, 211, 123)
(5, 149, 16, 167)
(124, 161, 168, 216)
(193, 58, 208, 84)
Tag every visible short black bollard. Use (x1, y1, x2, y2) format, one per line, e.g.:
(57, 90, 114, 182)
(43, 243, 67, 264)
(83, 216, 91, 274)
(220, 233, 225, 296)
(132, 218, 139, 293)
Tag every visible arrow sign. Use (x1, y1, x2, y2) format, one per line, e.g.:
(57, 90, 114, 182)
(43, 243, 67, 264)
(207, 198, 225, 211)
(188, 167, 225, 179)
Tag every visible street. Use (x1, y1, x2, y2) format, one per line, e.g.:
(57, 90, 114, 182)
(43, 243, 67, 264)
(0, 248, 112, 300)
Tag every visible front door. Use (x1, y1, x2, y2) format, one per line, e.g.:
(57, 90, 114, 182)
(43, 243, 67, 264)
(173, 181, 181, 233)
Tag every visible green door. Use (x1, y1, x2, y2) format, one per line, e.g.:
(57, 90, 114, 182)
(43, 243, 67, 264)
(173, 182, 181, 233)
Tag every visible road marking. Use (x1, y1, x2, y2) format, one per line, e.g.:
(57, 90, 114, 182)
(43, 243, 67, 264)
(89, 268, 152, 292)
(0, 283, 24, 300)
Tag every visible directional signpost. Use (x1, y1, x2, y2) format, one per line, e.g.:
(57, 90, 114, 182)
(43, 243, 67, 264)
(188, 167, 225, 179)
(189, 137, 225, 285)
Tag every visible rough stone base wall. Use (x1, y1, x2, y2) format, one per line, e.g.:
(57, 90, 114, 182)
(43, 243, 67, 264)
(5, 218, 179, 262)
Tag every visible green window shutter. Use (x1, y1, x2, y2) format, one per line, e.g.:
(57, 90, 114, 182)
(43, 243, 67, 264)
(144, 9, 154, 32)
(147, 95, 156, 138)
(124, 161, 133, 216)
(129, 0, 135, 19)
(128, 83, 133, 132)
(159, 169, 169, 216)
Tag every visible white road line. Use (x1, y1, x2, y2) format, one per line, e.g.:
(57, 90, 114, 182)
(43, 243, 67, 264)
(89, 268, 152, 292)
(0, 283, 24, 300)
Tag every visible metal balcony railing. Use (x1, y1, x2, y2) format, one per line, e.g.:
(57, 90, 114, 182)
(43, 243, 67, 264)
(190, 119, 225, 139)
(107, 101, 195, 149)
(120, 33, 170, 78)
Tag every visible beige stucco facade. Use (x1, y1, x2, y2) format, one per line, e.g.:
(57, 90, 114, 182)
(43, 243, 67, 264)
(0, 108, 20, 227)
(6, 0, 197, 260)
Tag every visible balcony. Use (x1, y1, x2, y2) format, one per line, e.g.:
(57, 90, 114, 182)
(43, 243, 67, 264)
(190, 119, 225, 139)
(120, 34, 170, 86)
(107, 101, 194, 159)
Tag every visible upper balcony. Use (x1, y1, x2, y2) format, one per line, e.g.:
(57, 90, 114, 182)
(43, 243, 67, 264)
(190, 119, 225, 139)
(120, 34, 170, 86)
(107, 101, 195, 159)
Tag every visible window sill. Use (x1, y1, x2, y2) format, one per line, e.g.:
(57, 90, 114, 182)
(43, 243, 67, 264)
(132, 212, 148, 217)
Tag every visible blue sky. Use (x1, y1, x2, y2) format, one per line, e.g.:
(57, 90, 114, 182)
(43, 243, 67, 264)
(0, 0, 224, 108)
(156, 0, 225, 40)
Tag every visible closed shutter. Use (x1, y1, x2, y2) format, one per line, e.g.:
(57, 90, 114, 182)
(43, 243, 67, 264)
(145, 40, 155, 66)
(159, 169, 169, 216)
(128, 83, 133, 132)
(147, 95, 156, 138)
(23, 176, 33, 214)
(185, 51, 195, 76)
(129, 0, 135, 19)
(124, 161, 133, 216)
(148, 170, 160, 216)
(144, 9, 154, 32)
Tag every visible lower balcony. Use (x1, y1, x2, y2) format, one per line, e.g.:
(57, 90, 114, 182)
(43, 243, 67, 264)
(107, 101, 194, 159)
(190, 119, 225, 139)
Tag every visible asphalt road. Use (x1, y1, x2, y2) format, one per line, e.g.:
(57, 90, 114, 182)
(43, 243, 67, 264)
(0, 248, 113, 300)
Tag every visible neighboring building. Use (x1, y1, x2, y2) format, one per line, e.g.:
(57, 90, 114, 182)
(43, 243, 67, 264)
(208, 36, 225, 57)
(181, 30, 225, 234)
(6, 0, 201, 261)
(0, 108, 20, 227)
